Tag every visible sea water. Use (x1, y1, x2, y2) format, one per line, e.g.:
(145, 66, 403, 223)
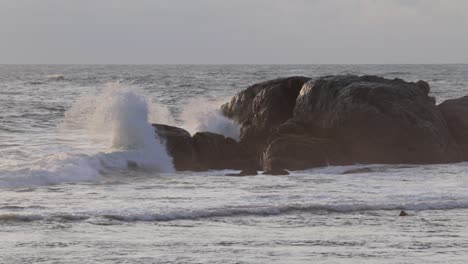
(1, 64, 468, 263)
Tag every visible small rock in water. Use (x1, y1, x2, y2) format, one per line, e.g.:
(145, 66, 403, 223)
(225, 168, 258, 177)
(399, 210, 409, 216)
(127, 160, 138, 169)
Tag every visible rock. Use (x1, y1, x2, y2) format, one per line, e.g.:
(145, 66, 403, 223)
(293, 75, 461, 164)
(127, 160, 139, 169)
(221, 76, 311, 158)
(263, 169, 290, 176)
(225, 168, 258, 177)
(399, 210, 409, 216)
(153, 124, 198, 171)
(416, 80, 431, 96)
(439, 96, 468, 160)
(341, 167, 374, 174)
(275, 119, 309, 135)
(153, 124, 256, 172)
(154, 75, 463, 174)
(192, 132, 256, 171)
(263, 134, 349, 171)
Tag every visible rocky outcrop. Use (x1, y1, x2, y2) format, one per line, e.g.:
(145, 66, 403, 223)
(262, 134, 349, 171)
(291, 75, 461, 164)
(153, 124, 197, 171)
(221, 76, 311, 159)
(399, 210, 409, 217)
(439, 96, 468, 159)
(153, 124, 255, 171)
(154, 74, 466, 174)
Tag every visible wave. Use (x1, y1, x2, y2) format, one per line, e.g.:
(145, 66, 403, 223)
(27, 81, 43, 85)
(0, 83, 174, 187)
(2, 200, 468, 223)
(46, 74, 65, 81)
(0, 150, 167, 188)
(0, 81, 241, 187)
(0, 213, 43, 222)
(99, 201, 468, 222)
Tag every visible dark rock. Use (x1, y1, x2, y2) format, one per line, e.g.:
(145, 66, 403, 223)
(221, 76, 311, 159)
(263, 134, 349, 171)
(293, 75, 461, 164)
(153, 124, 257, 172)
(192, 132, 256, 171)
(399, 210, 409, 217)
(275, 119, 333, 139)
(263, 168, 290, 176)
(154, 75, 463, 174)
(225, 168, 258, 177)
(275, 119, 309, 135)
(153, 123, 191, 138)
(341, 167, 374, 174)
(127, 160, 138, 169)
(439, 96, 468, 160)
(153, 124, 198, 171)
(416, 80, 431, 96)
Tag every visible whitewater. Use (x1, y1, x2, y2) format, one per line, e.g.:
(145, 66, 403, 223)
(1, 65, 468, 263)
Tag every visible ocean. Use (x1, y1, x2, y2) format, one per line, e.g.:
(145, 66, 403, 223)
(1, 64, 468, 263)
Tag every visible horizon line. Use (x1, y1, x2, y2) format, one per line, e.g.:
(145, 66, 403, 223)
(1, 63, 468, 66)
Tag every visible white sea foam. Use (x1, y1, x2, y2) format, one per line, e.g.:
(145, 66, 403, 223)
(46, 74, 65, 81)
(180, 98, 240, 140)
(66, 83, 174, 171)
(0, 83, 174, 187)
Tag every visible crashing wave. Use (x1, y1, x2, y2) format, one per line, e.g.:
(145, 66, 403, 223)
(180, 97, 240, 140)
(0, 83, 175, 188)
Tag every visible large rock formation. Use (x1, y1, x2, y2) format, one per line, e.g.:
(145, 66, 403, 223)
(291, 75, 461, 164)
(153, 124, 255, 172)
(221, 75, 462, 172)
(439, 96, 468, 159)
(154, 74, 466, 174)
(221, 76, 311, 159)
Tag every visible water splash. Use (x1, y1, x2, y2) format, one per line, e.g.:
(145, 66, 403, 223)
(0, 83, 175, 187)
(180, 98, 240, 140)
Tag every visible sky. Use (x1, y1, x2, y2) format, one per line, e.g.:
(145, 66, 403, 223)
(1, 0, 467, 64)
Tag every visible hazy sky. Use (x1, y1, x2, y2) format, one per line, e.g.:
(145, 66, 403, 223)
(1, 0, 467, 64)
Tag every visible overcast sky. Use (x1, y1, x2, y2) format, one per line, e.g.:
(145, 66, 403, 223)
(1, 0, 467, 64)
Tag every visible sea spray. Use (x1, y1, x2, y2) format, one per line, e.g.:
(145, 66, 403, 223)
(149, 103, 175, 126)
(180, 98, 240, 140)
(64, 82, 175, 171)
(0, 83, 175, 187)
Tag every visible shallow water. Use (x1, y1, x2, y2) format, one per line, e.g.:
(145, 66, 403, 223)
(1, 65, 468, 263)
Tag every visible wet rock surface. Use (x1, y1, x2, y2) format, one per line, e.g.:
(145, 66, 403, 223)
(153, 124, 255, 171)
(221, 76, 311, 159)
(292, 75, 460, 165)
(439, 96, 468, 159)
(155, 74, 467, 173)
(153, 124, 197, 171)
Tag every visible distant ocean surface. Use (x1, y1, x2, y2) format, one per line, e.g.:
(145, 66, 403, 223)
(1, 65, 468, 263)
